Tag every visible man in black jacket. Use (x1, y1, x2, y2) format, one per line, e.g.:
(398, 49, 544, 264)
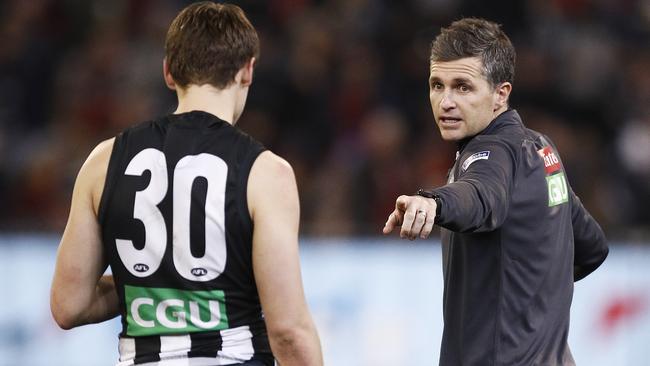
(383, 18, 608, 365)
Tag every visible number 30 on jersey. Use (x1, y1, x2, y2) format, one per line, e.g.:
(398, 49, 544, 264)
(115, 148, 228, 282)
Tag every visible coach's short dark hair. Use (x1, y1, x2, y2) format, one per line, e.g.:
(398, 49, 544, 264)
(430, 18, 515, 87)
(165, 1, 260, 89)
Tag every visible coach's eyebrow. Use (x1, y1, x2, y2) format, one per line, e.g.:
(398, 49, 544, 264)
(452, 77, 473, 84)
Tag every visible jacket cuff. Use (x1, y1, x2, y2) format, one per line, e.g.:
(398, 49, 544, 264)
(417, 188, 442, 221)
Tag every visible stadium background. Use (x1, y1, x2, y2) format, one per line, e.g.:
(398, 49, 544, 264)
(0, 0, 649, 365)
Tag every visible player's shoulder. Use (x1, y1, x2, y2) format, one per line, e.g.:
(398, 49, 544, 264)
(72, 138, 116, 212)
(228, 124, 267, 154)
(77, 138, 115, 189)
(90, 137, 115, 158)
(251, 150, 295, 179)
(81, 138, 115, 175)
(247, 151, 298, 215)
(116, 116, 169, 141)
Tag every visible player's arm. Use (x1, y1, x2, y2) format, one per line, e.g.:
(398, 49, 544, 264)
(50, 138, 119, 329)
(248, 151, 323, 366)
(570, 187, 608, 281)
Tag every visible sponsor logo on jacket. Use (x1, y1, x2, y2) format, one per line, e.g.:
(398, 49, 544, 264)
(537, 146, 568, 206)
(461, 151, 490, 171)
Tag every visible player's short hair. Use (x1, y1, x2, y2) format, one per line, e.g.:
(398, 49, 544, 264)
(165, 1, 259, 89)
(430, 18, 515, 88)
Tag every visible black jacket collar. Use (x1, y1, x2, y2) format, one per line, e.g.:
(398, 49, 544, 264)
(457, 109, 523, 151)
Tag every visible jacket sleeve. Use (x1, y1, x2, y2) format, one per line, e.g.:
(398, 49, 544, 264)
(570, 187, 608, 281)
(430, 140, 515, 233)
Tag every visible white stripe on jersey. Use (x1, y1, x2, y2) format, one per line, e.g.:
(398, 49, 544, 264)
(135, 357, 253, 366)
(117, 337, 136, 366)
(218, 326, 254, 363)
(157, 335, 192, 365)
(140, 358, 190, 366)
(115, 325, 255, 366)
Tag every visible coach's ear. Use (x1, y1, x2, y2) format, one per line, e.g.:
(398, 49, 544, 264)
(493, 82, 512, 111)
(163, 58, 176, 91)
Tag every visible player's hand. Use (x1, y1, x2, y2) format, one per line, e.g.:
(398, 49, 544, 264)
(382, 195, 437, 240)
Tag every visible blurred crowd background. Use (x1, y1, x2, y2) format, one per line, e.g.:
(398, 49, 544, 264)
(0, 0, 648, 240)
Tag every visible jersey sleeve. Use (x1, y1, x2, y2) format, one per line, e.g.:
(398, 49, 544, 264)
(431, 139, 515, 233)
(570, 187, 609, 281)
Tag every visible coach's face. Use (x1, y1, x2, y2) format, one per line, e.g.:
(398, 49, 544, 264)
(429, 57, 510, 141)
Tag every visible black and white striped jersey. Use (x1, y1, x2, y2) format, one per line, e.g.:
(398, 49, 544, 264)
(98, 111, 273, 365)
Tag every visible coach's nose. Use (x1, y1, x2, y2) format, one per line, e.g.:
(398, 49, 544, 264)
(440, 92, 456, 111)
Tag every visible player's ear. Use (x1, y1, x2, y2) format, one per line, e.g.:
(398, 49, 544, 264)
(163, 58, 177, 91)
(493, 82, 512, 111)
(238, 57, 256, 87)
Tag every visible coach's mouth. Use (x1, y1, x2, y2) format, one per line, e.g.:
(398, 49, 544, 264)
(438, 116, 462, 127)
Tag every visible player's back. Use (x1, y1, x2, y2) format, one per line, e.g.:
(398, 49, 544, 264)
(98, 111, 273, 365)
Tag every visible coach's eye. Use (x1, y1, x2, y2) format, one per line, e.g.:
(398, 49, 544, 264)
(458, 84, 470, 92)
(431, 82, 443, 90)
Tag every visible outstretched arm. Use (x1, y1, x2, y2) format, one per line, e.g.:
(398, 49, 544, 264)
(248, 151, 323, 366)
(50, 138, 119, 329)
(384, 141, 514, 239)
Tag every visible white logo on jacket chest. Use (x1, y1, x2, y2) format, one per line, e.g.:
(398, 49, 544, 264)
(461, 151, 490, 171)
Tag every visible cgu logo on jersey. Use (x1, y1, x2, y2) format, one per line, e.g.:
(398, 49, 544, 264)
(538, 146, 568, 207)
(125, 285, 229, 336)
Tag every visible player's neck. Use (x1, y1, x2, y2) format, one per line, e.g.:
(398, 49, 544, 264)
(174, 84, 239, 125)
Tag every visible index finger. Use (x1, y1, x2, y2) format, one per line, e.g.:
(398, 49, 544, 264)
(382, 210, 402, 235)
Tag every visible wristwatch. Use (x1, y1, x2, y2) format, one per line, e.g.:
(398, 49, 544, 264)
(416, 188, 442, 220)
